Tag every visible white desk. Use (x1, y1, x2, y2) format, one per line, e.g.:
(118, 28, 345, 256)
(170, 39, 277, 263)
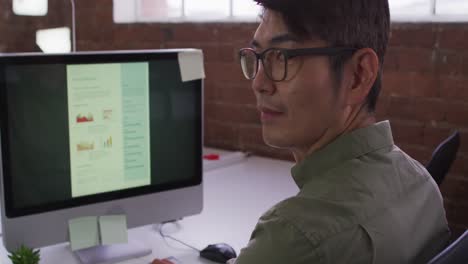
(0, 154, 298, 264)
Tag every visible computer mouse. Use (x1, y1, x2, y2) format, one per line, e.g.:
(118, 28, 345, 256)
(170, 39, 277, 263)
(200, 243, 237, 263)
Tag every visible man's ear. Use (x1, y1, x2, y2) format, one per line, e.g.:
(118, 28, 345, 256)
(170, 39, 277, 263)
(345, 48, 379, 106)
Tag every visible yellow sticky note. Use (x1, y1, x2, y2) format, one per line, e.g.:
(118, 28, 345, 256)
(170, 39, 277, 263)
(178, 49, 206, 82)
(68, 216, 99, 251)
(99, 215, 128, 245)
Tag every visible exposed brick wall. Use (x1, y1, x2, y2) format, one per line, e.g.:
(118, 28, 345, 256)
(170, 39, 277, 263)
(382, 23, 468, 239)
(1, 0, 468, 240)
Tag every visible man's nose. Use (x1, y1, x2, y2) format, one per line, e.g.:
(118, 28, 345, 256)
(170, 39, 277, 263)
(251, 64, 275, 95)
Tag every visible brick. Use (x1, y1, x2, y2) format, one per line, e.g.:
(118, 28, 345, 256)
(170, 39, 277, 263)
(79, 22, 114, 43)
(383, 47, 399, 71)
(387, 97, 446, 123)
(9, 29, 37, 52)
(218, 24, 258, 44)
(40, 0, 68, 25)
(386, 97, 411, 120)
(205, 103, 259, 125)
(396, 48, 435, 73)
(439, 76, 468, 101)
(383, 71, 412, 97)
(108, 28, 164, 50)
(460, 131, 468, 154)
(204, 120, 239, 149)
(204, 80, 217, 102)
(76, 41, 104, 51)
(0, 0, 12, 11)
(436, 51, 464, 76)
(0, 28, 19, 51)
(0, 18, 5, 35)
(411, 73, 439, 98)
(445, 103, 468, 127)
(438, 26, 468, 50)
(218, 44, 239, 62)
(134, 24, 165, 42)
(414, 98, 447, 123)
(76, 4, 113, 26)
(391, 120, 425, 145)
(76, 0, 112, 10)
(214, 81, 256, 105)
(443, 197, 468, 229)
(172, 24, 219, 43)
(463, 56, 468, 76)
(114, 40, 159, 50)
(440, 171, 468, 200)
(451, 154, 468, 175)
(239, 124, 264, 147)
(389, 25, 436, 48)
(205, 62, 245, 83)
(423, 126, 453, 150)
(383, 72, 438, 98)
(375, 95, 390, 119)
(113, 24, 164, 44)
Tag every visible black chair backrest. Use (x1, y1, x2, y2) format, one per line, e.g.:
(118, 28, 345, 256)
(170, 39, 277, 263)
(426, 131, 460, 185)
(428, 230, 468, 264)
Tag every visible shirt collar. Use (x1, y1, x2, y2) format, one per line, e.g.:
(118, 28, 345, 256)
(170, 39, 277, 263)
(291, 121, 394, 189)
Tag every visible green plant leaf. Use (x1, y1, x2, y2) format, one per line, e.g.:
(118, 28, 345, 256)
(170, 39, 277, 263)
(8, 245, 40, 264)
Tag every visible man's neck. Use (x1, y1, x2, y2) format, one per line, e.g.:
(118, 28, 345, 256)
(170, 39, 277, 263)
(292, 106, 376, 163)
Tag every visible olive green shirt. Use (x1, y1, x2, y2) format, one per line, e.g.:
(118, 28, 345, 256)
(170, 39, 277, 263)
(230, 121, 450, 264)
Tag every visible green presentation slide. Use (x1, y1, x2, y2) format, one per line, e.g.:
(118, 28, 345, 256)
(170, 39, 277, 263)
(67, 62, 151, 198)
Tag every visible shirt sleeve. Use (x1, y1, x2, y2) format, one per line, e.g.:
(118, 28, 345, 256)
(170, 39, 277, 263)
(228, 212, 374, 264)
(319, 224, 374, 264)
(229, 212, 324, 264)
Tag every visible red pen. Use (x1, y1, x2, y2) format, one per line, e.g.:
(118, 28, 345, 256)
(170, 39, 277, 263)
(203, 154, 220, 160)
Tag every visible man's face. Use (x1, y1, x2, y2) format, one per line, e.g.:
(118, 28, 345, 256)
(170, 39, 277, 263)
(251, 10, 346, 154)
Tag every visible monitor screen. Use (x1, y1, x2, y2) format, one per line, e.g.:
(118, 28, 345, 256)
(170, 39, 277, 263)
(0, 51, 203, 218)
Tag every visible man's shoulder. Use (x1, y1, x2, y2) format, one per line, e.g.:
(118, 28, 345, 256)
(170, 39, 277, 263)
(265, 145, 438, 244)
(319, 144, 435, 202)
(331, 143, 427, 178)
(261, 195, 363, 246)
(238, 199, 374, 264)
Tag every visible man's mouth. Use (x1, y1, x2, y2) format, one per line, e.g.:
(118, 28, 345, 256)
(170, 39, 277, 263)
(258, 106, 284, 122)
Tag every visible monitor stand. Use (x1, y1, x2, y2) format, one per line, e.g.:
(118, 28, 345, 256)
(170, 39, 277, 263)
(74, 238, 151, 264)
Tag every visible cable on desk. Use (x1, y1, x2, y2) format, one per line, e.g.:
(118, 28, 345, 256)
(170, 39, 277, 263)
(158, 221, 201, 252)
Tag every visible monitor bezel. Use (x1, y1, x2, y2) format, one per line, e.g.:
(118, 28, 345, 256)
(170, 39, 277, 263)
(0, 50, 203, 218)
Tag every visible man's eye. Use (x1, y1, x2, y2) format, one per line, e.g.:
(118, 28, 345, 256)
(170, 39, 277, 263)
(275, 51, 282, 58)
(272, 51, 284, 62)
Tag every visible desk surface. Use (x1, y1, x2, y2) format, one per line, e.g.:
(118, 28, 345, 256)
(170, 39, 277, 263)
(0, 152, 298, 264)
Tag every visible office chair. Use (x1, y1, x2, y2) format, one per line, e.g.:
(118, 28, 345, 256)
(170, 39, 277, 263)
(426, 131, 460, 185)
(427, 230, 468, 264)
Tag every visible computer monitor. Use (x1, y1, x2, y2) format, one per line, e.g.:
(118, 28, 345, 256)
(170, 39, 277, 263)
(0, 50, 203, 256)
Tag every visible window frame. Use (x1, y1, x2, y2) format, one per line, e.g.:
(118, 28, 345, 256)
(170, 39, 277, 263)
(113, 0, 468, 23)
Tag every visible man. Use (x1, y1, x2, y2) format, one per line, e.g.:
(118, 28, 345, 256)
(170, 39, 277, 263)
(231, 0, 450, 263)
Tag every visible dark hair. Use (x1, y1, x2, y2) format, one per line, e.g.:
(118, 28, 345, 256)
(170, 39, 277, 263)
(254, 0, 390, 112)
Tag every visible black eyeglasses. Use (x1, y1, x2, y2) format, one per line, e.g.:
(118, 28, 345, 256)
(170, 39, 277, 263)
(239, 47, 357, 82)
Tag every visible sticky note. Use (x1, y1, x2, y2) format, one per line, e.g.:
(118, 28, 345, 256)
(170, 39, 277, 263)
(99, 215, 128, 245)
(36, 27, 71, 53)
(178, 49, 206, 82)
(68, 216, 100, 251)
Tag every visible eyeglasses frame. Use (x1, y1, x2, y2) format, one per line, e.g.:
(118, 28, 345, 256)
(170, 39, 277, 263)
(239, 47, 358, 82)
